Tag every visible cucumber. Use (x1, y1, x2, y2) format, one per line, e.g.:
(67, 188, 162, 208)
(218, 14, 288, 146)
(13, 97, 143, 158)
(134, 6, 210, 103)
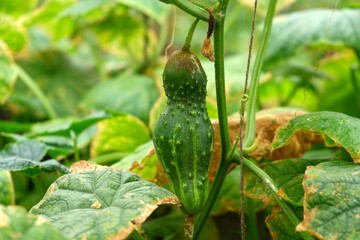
(153, 50, 214, 215)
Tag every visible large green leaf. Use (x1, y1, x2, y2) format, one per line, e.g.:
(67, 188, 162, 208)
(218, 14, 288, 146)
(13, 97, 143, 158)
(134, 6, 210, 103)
(266, 204, 302, 240)
(0, 43, 17, 104)
(29, 111, 114, 138)
(81, 75, 159, 123)
(0, 205, 67, 240)
(91, 115, 150, 157)
(0, 171, 14, 205)
(116, 0, 170, 23)
(264, 9, 360, 66)
(0, 140, 69, 175)
(0, 0, 36, 17)
(0, 14, 26, 51)
(272, 111, 360, 162)
(297, 161, 360, 239)
(30, 161, 179, 240)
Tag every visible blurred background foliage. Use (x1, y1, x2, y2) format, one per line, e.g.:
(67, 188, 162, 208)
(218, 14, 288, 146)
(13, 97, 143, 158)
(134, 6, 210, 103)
(0, 0, 360, 239)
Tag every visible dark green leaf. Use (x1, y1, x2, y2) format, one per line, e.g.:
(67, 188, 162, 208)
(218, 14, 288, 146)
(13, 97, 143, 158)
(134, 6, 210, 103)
(0, 140, 69, 175)
(81, 75, 159, 123)
(0, 205, 67, 240)
(30, 161, 179, 240)
(265, 9, 360, 66)
(297, 161, 360, 239)
(272, 111, 360, 162)
(0, 121, 32, 133)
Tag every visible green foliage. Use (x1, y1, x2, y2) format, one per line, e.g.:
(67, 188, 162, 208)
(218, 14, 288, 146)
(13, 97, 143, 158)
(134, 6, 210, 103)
(82, 75, 159, 123)
(0, 205, 67, 240)
(91, 115, 150, 157)
(264, 9, 360, 66)
(298, 161, 360, 239)
(273, 111, 360, 162)
(0, 140, 69, 175)
(30, 162, 179, 240)
(0, 43, 17, 104)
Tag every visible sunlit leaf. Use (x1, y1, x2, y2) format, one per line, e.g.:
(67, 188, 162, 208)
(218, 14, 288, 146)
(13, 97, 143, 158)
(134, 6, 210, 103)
(30, 161, 179, 240)
(0, 205, 67, 240)
(91, 115, 150, 157)
(0, 14, 26, 51)
(272, 111, 360, 162)
(297, 161, 360, 239)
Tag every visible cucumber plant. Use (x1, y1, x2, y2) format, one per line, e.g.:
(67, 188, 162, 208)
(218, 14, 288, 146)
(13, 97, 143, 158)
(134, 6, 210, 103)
(1, 0, 360, 240)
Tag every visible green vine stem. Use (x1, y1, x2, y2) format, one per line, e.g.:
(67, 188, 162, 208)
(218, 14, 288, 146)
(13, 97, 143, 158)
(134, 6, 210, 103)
(182, 18, 200, 52)
(243, 0, 277, 149)
(160, 0, 209, 21)
(88, 152, 129, 165)
(193, 1, 231, 239)
(13, 64, 57, 119)
(233, 157, 315, 240)
(70, 130, 80, 162)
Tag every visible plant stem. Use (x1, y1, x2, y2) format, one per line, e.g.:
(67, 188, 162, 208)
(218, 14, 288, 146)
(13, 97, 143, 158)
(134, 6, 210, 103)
(161, 0, 209, 21)
(129, 229, 146, 240)
(88, 152, 129, 165)
(243, 0, 277, 148)
(237, 157, 315, 240)
(31, 176, 44, 197)
(193, 2, 231, 239)
(13, 64, 57, 119)
(246, 198, 258, 240)
(182, 18, 200, 52)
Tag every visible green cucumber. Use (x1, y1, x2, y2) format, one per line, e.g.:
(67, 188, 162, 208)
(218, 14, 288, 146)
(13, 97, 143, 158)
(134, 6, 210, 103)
(153, 50, 214, 215)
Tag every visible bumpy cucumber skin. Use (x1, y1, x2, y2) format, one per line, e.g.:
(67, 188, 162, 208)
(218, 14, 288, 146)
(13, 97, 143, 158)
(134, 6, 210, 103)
(153, 51, 214, 215)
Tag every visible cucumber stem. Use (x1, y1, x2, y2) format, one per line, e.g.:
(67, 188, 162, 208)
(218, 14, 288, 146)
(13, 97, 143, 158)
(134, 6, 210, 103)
(182, 18, 200, 52)
(161, 0, 209, 21)
(233, 157, 315, 240)
(243, 0, 278, 149)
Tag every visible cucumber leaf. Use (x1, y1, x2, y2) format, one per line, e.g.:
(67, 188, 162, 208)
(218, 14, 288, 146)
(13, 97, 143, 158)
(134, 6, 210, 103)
(266, 204, 302, 240)
(265, 9, 360, 66)
(30, 161, 179, 240)
(297, 161, 360, 239)
(90, 115, 150, 157)
(272, 111, 360, 162)
(0, 205, 67, 240)
(81, 75, 159, 123)
(0, 140, 69, 175)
